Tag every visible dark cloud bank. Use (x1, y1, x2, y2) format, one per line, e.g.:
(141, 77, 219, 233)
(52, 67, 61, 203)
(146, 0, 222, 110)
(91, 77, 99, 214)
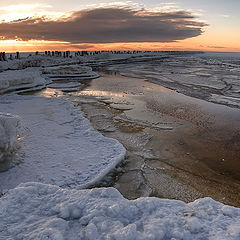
(0, 8, 206, 43)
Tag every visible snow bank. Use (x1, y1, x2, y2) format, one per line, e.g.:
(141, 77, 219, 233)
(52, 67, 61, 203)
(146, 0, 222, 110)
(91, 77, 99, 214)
(42, 64, 99, 80)
(0, 62, 99, 94)
(47, 82, 82, 89)
(0, 68, 47, 94)
(1, 182, 240, 240)
(0, 51, 168, 73)
(42, 65, 92, 75)
(0, 55, 78, 71)
(47, 82, 83, 92)
(0, 94, 126, 193)
(0, 113, 20, 162)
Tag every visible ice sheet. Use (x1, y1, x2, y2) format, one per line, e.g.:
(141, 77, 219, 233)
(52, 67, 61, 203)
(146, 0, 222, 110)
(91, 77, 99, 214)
(0, 94, 126, 193)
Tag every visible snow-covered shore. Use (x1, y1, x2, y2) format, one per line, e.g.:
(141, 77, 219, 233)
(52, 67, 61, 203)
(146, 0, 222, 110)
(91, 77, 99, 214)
(0, 68, 47, 94)
(0, 52, 240, 239)
(1, 182, 240, 240)
(0, 94, 125, 193)
(0, 51, 169, 72)
(0, 54, 126, 194)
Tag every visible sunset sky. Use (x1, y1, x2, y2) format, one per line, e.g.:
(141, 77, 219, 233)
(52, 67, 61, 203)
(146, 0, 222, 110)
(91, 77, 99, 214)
(0, 0, 239, 52)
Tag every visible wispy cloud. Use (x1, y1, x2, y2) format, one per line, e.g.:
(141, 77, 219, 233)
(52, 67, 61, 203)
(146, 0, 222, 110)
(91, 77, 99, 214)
(0, 3, 64, 22)
(0, 3, 51, 12)
(220, 14, 230, 18)
(148, 2, 181, 12)
(86, 1, 142, 9)
(0, 7, 207, 44)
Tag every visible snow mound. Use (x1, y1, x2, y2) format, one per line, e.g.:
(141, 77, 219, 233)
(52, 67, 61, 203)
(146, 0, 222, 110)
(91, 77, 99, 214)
(47, 82, 83, 92)
(0, 68, 47, 93)
(47, 82, 82, 89)
(0, 55, 79, 71)
(42, 65, 99, 80)
(0, 113, 20, 162)
(1, 182, 240, 240)
(0, 94, 126, 193)
(42, 65, 92, 75)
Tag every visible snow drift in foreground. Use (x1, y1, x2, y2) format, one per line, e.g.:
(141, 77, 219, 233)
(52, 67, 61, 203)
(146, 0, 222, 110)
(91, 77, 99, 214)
(1, 182, 240, 240)
(0, 68, 47, 93)
(0, 94, 125, 193)
(0, 113, 20, 162)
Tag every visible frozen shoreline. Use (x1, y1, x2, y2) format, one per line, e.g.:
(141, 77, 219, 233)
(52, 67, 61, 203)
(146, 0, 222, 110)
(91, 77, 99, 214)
(73, 71, 240, 206)
(0, 52, 240, 239)
(105, 53, 240, 109)
(0, 94, 126, 193)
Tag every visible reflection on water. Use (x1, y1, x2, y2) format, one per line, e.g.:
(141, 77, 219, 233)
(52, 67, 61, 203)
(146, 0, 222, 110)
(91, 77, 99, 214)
(21, 69, 240, 183)
(74, 71, 240, 182)
(80, 89, 125, 98)
(15, 67, 240, 205)
(70, 70, 240, 205)
(31, 88, 64, 98)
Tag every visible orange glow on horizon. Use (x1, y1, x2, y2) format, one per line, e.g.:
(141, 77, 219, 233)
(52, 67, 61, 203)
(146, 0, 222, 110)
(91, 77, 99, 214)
(0, 37, 239, 53)
(0, 2, 239, 53)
